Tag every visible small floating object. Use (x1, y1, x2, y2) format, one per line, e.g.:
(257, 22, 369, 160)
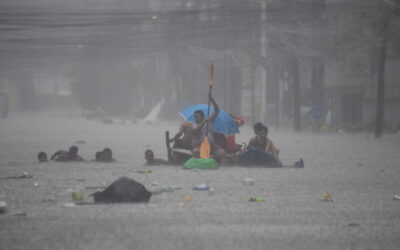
(193, 184, 210, 191)
(182, 195, 192, 202)
(322, 193, 333, 202)
(248, 196, 264, 202)
(72, 192, 83, 201)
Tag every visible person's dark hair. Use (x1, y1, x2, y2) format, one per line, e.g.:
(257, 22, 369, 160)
(145, 149, 154, 159)
(95, 151, 103, 161)
(263, 125, 268, 133)
(253, 122, 264, 132)
(68, 145, 78, 156)
(38, 152, 47, 162)
(194, 110, 205, 118)
(103, 148, 112, 156)
(102, 148, 113, 161)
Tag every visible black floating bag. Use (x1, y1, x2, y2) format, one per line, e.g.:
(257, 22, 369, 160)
(93, 176, 151, 203)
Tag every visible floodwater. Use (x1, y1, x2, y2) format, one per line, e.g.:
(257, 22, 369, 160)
(0, 111, 400, 250)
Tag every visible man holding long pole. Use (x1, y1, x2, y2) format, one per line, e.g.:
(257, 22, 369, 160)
(191, 64, 227, 164)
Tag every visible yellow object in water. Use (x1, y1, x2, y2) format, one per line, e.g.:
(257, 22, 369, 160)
(322, 193, 333, 202)
(182, 195, 192, 202)
(72, 192, 83, 201)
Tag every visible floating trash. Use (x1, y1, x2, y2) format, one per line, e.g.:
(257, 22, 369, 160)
(248, 196, 264, 202)
(72, 192, 83, 201)
(193, 184, 210, 191)
(322, 193, 333, 202)
(183, 195, 192, 202)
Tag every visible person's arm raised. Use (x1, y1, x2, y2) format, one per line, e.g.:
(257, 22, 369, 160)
(209, 93, 219, 123)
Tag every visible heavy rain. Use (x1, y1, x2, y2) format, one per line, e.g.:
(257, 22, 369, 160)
(1, 0, 400, 249)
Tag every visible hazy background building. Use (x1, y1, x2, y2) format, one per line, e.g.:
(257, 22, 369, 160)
(0, 0, 399, 132)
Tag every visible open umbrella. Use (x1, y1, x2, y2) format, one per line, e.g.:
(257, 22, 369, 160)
(179, 104, 239, 135)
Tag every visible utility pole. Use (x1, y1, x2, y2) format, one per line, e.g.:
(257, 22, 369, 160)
(375, 3, 390, 138)
(291, 57, 301, 131)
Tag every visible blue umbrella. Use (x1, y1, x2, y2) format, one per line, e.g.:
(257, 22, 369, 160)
(179, 104, 239, 135)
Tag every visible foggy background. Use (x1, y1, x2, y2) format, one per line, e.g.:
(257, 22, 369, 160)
(0, 0, 399, 133)
(1, 2, 400, 249)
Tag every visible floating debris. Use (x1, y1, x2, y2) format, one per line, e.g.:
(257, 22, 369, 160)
(71, 192, 83, 201)
(248, 196, 264, 202)
(322, 193, 333, 202)
(193, 184, 209, 191)
(183, 196, 192, 202)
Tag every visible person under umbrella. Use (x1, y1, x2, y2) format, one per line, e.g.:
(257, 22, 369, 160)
(191, 93, 227, 164)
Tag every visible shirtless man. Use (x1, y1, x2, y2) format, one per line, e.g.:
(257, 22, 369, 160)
(168, 121, 193, 150)
(247, 122, 280, 160)
(191, 93, 226, 164)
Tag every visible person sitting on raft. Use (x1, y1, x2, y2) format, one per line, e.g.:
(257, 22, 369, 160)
(247, 122, 280, 160)
(191, 93, 226, 164)
(168, 121, 193, 150)
(51, 145, 85, 162)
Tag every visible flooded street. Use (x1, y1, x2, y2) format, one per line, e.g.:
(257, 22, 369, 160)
(1, 112, 400, 250)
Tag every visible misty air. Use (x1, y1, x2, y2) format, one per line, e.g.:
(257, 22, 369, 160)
(0, 0, 400, 249)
